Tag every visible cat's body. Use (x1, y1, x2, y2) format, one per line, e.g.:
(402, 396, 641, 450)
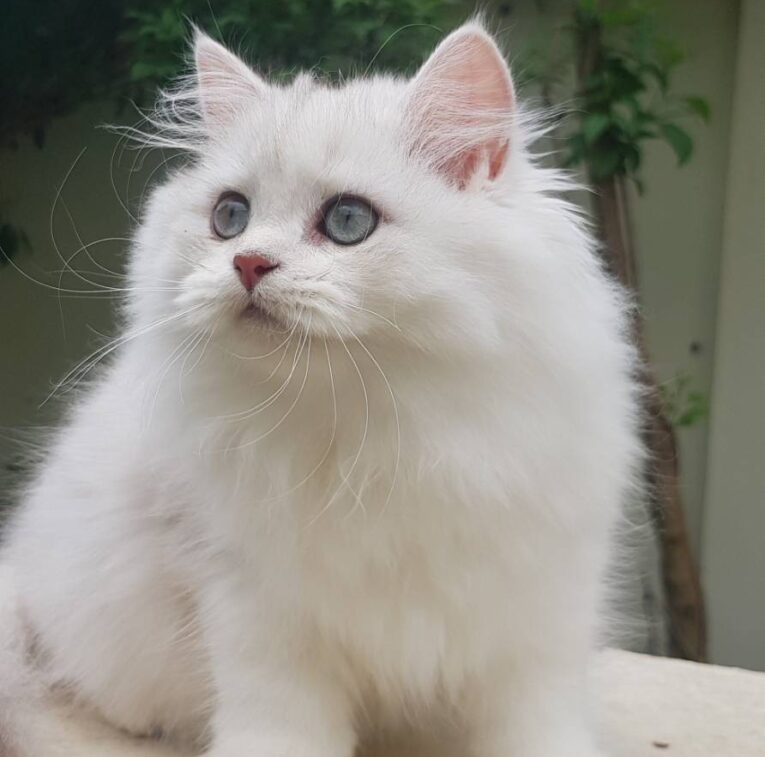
(2, 24, 641, 757)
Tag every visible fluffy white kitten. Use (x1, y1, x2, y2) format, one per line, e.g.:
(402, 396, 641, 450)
(2, 22, 641, 757)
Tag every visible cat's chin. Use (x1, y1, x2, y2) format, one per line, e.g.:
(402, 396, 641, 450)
(239, 302, 291, 333)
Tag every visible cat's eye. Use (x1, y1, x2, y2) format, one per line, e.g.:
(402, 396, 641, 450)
(212, 192, 250, 239)
(321, 195, 378, 246)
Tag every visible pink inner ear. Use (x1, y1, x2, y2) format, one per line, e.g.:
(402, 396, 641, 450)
(445, 138, 509, 188)
(409, 27, 515, 187)
(194, 33, 266, 128)
(487, 142, 509, 180)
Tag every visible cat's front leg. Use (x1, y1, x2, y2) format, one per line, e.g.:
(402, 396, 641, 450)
(201, 579, 356, 757)
(468, 658, 606, 757)
(204, 646, 356, 757)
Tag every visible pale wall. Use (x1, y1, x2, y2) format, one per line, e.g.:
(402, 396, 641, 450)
(630, 0, 740, 552)
(702, 0, 765, 671)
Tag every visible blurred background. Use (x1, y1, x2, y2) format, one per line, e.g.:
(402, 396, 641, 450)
(1, 0, 763, 671)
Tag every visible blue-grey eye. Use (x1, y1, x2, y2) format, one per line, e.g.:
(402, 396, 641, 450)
(212, 192, 250, 239)
(322, 196, 378, 245)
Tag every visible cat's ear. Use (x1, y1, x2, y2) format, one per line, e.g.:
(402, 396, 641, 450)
(193, 30, 266, 129)
(407, 24, 514, 186)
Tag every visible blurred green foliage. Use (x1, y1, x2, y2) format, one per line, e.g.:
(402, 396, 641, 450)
(518, 1, 709, 189)
(566, 0, 710, 188)
(1, 0, 126, 149)
(0, 0, 459, 151)
(122, 0, 460, 96)
(1, 0, 707, 182)
(661, 373, 709, 429)
(0, 0, 708, 267)
(0, 0, 459, 266)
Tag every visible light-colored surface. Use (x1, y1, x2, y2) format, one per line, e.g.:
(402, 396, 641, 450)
(702, 0, 765, 671)
(593, 650, 765, 756)
(6, 650, 765, 757)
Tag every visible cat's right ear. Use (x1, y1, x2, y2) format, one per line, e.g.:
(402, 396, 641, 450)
(193, 30, 266, 129)
(406, 23, 514, 187)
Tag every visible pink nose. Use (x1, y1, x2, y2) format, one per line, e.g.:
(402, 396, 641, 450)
(233, 253, 278, 291)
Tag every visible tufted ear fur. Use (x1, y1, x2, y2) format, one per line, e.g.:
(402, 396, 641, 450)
(193, 31, 267, 130)
(407, 24, 515, 187)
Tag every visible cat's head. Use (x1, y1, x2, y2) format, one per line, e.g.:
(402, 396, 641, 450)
(129, 23, 552, 361)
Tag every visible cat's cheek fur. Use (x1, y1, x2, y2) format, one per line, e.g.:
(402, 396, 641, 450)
(1, 22, 641, 757)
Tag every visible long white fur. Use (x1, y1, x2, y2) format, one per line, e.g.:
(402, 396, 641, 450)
(1, 22, 642, 757)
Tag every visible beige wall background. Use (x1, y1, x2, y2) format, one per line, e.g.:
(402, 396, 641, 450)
(1, 1, 762, 669)
(702, 0, 765, 671)
(630, 0, 739, 554)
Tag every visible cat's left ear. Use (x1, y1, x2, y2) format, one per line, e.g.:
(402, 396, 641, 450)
(407, 24, 514, 186)
(193, 30, 267, 129)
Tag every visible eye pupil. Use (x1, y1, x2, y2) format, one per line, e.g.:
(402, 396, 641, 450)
(212, 192, 250, 239)
(323, 196, 378, 245)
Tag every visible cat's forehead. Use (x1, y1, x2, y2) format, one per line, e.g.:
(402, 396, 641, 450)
(205, 75, 411, 199)
(280, 75, 404, 126)
(237, 76, 406, 163)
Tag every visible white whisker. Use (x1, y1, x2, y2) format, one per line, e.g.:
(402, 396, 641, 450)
(266, 337, 338, 504)
(307, 326, 369, 526)
(350, 332, 401, 514)
(144, 328, 206, 429)
(42, 304, 206, 406)
(345, 302, 402, 332)
(218, 320, 304, 423)
(228, 318, 313, 453)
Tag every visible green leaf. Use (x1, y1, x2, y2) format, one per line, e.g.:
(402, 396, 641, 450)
(582, 113, 612, 145)
(640, 61, 669, 93)
(129, 61, 160, 82)
(661, 123, 693, 165)
(684, 96, 711, 122)
(589, 149, 623, 181)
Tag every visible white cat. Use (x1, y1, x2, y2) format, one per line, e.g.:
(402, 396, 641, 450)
(2, 22, 641, 757)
